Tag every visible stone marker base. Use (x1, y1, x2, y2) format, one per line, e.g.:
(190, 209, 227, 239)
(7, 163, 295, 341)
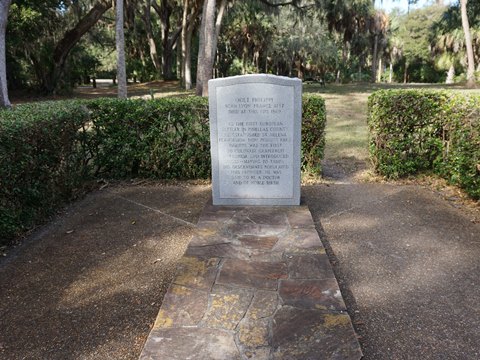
(139, 204, 362, 359)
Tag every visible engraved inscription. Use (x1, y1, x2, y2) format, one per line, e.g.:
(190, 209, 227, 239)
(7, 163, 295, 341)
(216, 83, 294, 199)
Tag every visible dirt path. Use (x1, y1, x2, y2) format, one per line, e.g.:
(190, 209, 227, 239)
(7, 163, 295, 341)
(303, 83, 480, 359)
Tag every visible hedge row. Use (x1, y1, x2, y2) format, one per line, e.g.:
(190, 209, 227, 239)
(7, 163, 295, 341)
(0, 95, 326, 242)
(301, 94, 327, 175)
(0, 101, 90, 240)
(87, 97, 211, 179)
(368, 90, 480, 199)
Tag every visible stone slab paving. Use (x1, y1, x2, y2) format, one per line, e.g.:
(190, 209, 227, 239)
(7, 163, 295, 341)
(139, 204, 362, 360)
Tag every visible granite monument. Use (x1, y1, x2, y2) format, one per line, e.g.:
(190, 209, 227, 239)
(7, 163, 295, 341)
(209, 74, 302, 205)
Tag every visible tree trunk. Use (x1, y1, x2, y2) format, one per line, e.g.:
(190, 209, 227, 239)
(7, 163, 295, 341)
(196, 0, 227, 96)
(377, 57, 382, 83)
(154, 0, 183, 81)
(389, 62, 393, 83)
(446, 64, 455, 84)
(182, 0, 201, 90)
(212, 0, 227, 59)
(181, 0, 189, 88)
(0, 0, 11, 109)
(336, 44, 348, 84)
(403, 62, 408, 83)
(289, 54, 294, 77)
(184, 22, 194, 89)
(358, 55, 363, 81)
(160, 0, 173, 80)
(372, 33, 378, 83)
(144, 0, 161, 75)
(241, 43, 248, 75)
(254, 50, 259, 73)
(47, 0, 112, 94)
(163, 49, 175, 80)
(116, 0, 127, 98)
(460, 0, 475, 87)
(196, 0, 216, 96)
(158, 0, 172, 79)
(212, 0, 227, 79)
(296, 58, 304, 80)
(176, 37, 182, 80)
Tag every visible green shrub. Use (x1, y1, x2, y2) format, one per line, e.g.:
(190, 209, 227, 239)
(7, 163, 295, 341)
(302, 94, 326, 176)
(0, 101, 91, 240)
(368, 90, 446, 178)
(440, 96, 480, 199)
(87, 97, 211, 179)
(368, 90, 480, 199)
(0, 95, 327, 243)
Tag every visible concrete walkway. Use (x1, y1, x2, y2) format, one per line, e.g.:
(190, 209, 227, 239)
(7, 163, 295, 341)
(139, 204, 362, 359)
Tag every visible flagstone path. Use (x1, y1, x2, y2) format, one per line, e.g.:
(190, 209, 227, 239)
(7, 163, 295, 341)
(139, 203, 362, 359)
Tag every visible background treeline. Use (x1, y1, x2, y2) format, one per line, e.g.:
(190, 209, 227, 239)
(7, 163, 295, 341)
(4, 0, 480, 96)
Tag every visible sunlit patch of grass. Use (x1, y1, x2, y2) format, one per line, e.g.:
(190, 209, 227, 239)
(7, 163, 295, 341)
(304, 85, 371, 175)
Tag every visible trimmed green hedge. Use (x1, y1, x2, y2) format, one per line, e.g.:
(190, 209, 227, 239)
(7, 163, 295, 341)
(0, 95, 326, 242)
(368, 89, 480, 199)
(87, 97, 211, 179)
(302, 94, 327, 175)
(0, 101, 91, 240)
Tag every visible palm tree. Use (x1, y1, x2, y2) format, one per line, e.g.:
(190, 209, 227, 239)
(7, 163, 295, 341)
(434, 29, 464, 84)
(370, 10, 389, 83)
(385, 35, 403, 83)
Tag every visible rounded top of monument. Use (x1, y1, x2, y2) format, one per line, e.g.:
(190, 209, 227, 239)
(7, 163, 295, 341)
(208, 74, 302, 86)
